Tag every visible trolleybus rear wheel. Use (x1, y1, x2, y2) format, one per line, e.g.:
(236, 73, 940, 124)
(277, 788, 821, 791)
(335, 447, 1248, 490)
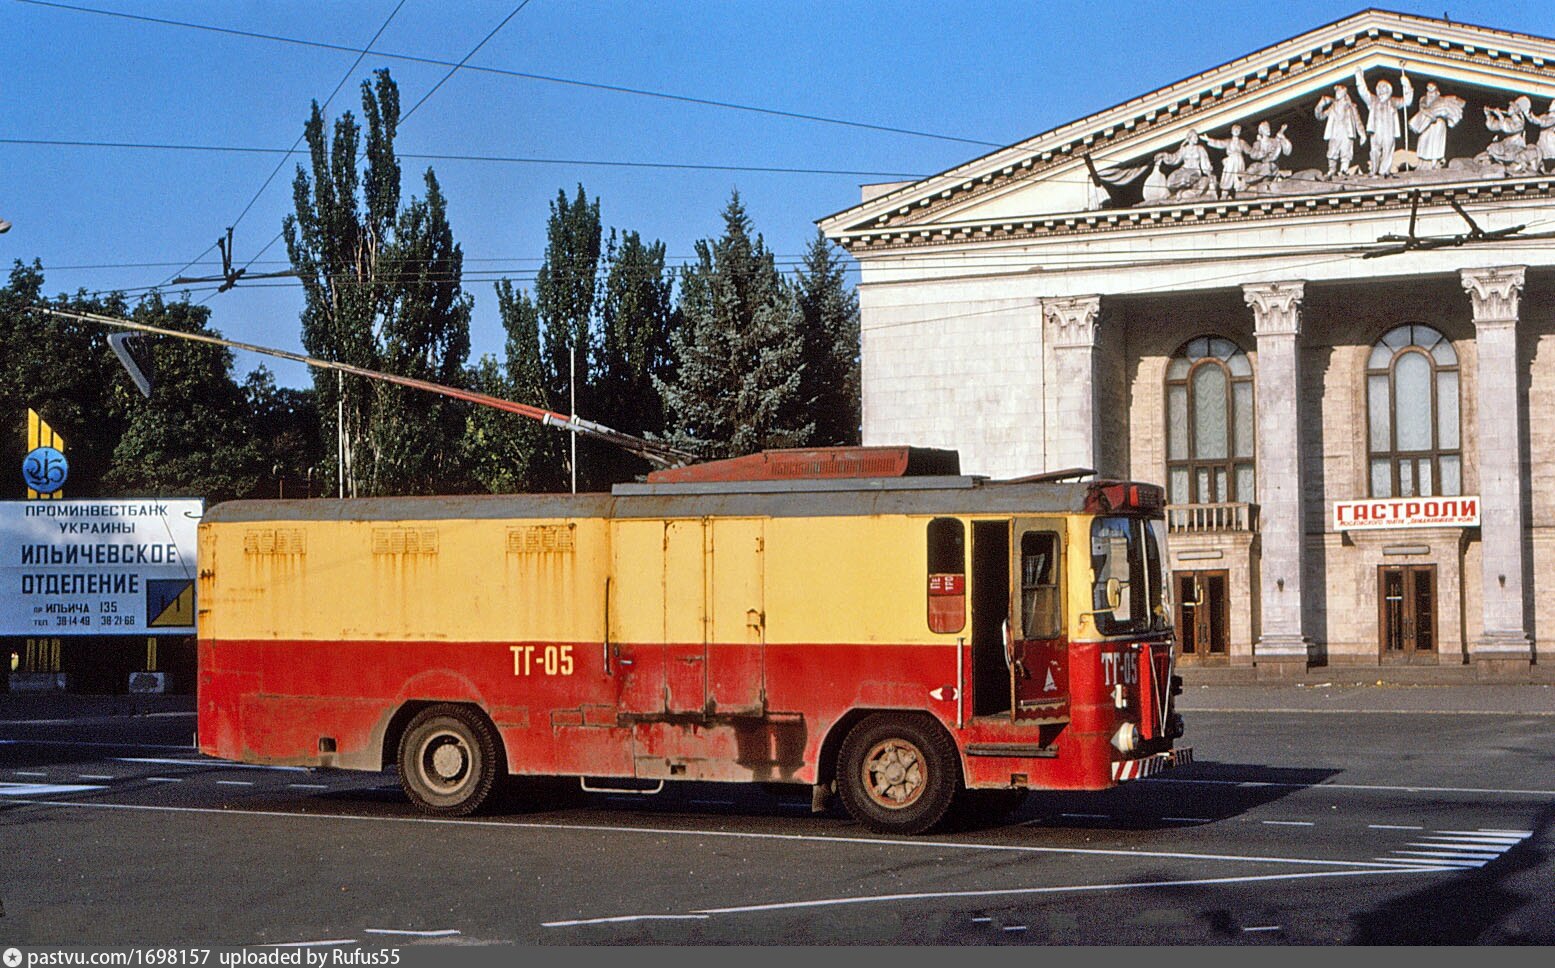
(837, 713, 960, 834)
(398, 704, 500, 817)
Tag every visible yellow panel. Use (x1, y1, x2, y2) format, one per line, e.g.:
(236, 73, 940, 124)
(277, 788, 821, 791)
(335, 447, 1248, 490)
(709, 518, 763, 645)
(203, 515, 610, 642)
(610, 519, 666, 644)
(663, 519, 705, 645)
(763, 514, 939, 646)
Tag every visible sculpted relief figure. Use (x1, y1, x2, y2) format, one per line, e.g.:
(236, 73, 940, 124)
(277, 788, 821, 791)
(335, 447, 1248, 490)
(1530, 99, 1555, 172)
(1485, 95, 1542, 174)
(1203, 124, 1253, 196)
(1315, 84, 1364, 178)
(1408, 81, 1466, 169)
(1354, 68, 1413, 175)
(1246, 121, 1292, 183)
(1153, 130, 1217, 199)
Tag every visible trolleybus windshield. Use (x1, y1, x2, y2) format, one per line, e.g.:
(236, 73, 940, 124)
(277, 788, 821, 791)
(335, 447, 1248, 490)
(1089, 515, 1169, 636)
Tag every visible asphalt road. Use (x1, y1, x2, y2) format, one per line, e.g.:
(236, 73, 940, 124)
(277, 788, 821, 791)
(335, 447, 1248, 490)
(2, 698, 1552, 946)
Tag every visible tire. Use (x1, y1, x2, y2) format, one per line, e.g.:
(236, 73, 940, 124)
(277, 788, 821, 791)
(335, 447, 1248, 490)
(397, 704, 501, 817)
(836, 713, 961, 835)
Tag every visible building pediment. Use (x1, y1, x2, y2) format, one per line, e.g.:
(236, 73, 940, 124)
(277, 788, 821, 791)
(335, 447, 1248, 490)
(820, 9, 1555, 249)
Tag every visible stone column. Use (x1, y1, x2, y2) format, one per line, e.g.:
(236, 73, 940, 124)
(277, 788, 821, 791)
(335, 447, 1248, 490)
(1244, 281, 1309, 677)
(1461, 266, 1532, 677)
(1043, 296, 1101, 473)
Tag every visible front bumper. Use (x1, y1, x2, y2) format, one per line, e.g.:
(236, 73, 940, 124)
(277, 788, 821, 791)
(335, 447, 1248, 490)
(1112, 746, 1193, 782)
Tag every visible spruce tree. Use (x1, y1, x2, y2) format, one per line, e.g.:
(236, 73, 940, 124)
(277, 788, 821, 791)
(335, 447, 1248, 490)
(795, 229, 861, 445)
(659, 192, 811, 459)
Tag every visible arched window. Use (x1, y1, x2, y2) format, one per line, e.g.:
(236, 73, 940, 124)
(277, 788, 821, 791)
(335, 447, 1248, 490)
(1367, 324, 1460, 497)
(1165, 336, 1255, 505)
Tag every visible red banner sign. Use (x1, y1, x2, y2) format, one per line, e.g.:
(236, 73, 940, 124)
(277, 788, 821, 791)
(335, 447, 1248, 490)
(1332, 496, 1480, 531)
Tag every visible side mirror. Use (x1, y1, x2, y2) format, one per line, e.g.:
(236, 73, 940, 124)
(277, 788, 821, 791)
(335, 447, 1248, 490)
(1106, 577, 1122, 610)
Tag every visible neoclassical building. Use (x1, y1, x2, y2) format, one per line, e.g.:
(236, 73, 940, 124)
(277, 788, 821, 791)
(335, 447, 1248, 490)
(820, 9, 1555, 679)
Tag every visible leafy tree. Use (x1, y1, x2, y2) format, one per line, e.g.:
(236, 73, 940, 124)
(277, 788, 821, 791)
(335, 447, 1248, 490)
(593, 229, 674, 483)
(463, 280, 558, 493)
(283, 68, 473, 497)
(795, 229, 861, 446)
(489, 186, 675, 491)
(658, 191, 811, 459)
(102, 294, 267, 504)
(243, 366, 324, 498)
(0, 262, 127, 497)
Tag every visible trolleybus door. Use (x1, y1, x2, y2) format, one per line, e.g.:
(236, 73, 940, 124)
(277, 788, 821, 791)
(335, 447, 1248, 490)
(1010, 518, 1070, 723)
(608, 517, 708, 716)
(706, 518, 766, 716)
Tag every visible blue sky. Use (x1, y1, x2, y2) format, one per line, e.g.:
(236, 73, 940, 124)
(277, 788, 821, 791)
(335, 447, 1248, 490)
(1, 0, 1545, 386)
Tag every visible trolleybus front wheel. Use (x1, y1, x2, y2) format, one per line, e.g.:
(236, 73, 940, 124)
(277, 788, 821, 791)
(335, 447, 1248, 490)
(837, 713, 960, 835)
(398, 704, 500, 817)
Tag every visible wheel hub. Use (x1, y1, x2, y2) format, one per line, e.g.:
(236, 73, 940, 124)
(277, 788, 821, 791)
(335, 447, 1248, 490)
(864, 739, 925, 808)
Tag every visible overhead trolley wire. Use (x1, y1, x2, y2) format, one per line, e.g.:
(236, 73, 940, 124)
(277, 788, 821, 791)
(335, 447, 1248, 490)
(17, 0, 999, 149)
(157, 0, 411, 288)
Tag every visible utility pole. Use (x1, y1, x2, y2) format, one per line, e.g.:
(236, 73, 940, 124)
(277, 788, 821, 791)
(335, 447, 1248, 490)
(569, 345, 578, 494)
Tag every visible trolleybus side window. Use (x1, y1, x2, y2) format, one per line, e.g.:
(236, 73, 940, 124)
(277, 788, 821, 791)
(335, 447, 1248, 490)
(1020, 531, 1061, 639)
(926, 517, 966, 634)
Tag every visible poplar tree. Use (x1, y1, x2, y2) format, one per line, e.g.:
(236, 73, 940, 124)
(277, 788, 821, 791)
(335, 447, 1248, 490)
(658, 192, 811, 459)
(795, 229, 861, 445)
(283, 69, 472, 496)
(593, 229, 674, 483)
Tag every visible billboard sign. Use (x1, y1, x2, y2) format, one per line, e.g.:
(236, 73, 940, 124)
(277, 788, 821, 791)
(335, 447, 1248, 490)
(1, 499, 202, 635)
(1332, 495, 1480, 531)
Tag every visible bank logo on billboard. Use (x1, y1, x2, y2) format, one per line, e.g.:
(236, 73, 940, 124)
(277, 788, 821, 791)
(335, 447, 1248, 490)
(22, 446, 68, 493)
(24, 409, 66, 500)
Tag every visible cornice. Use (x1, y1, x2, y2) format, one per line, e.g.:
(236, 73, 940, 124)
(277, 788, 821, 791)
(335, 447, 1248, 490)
(822, 12, 1555, 244)
(832, 177, 1555, 255)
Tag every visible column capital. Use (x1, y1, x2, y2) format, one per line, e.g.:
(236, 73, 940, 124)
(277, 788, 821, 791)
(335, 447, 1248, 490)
(1043, 295, 1102, 348)
(1460, 266, 1526, 325)
(1243, 281, 1305, 337)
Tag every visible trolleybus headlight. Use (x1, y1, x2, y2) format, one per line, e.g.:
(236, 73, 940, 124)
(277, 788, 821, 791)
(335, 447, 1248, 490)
(1111, 722, 1140, 754)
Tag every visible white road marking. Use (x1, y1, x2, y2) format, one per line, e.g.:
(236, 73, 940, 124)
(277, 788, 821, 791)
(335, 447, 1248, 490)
(7, 798, 1423, 870)
(1060, 813, 1110, 819)
(78, 774, 115, 780)
(362, 929, 461, 937)
(970, 917, 992, 923)
(1161, 777, 1555, 797)
(1162, 817, 1213, 823)
(1437, 829, 1532, 837)
(1373, 857, 1478, 868)
(146, 777, 182, 783)
(1387, 853, 1487, 866)
(1242, 926, 1282, 933)
(1368, 824, 1423, 830)
(13, 771, 48, 777)
(216, 781, 254, 787)
(288, 784, 329, 790)
(260, 940, 358, 948)
(0, 782, 104, 796)
(542, 914, 711, 927)
(113, 757, 308, 772)
(545, 867, 1451, 926)
(1261, 820, 1315, 827)
(1003, 925, 1028, 932)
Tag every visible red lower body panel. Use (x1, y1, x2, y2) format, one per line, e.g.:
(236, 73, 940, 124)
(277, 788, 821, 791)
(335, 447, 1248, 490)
(198, 636, 1183, 791)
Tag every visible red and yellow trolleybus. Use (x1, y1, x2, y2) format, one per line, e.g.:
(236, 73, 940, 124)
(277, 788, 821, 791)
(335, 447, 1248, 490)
(197, 446, 1190, 833)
